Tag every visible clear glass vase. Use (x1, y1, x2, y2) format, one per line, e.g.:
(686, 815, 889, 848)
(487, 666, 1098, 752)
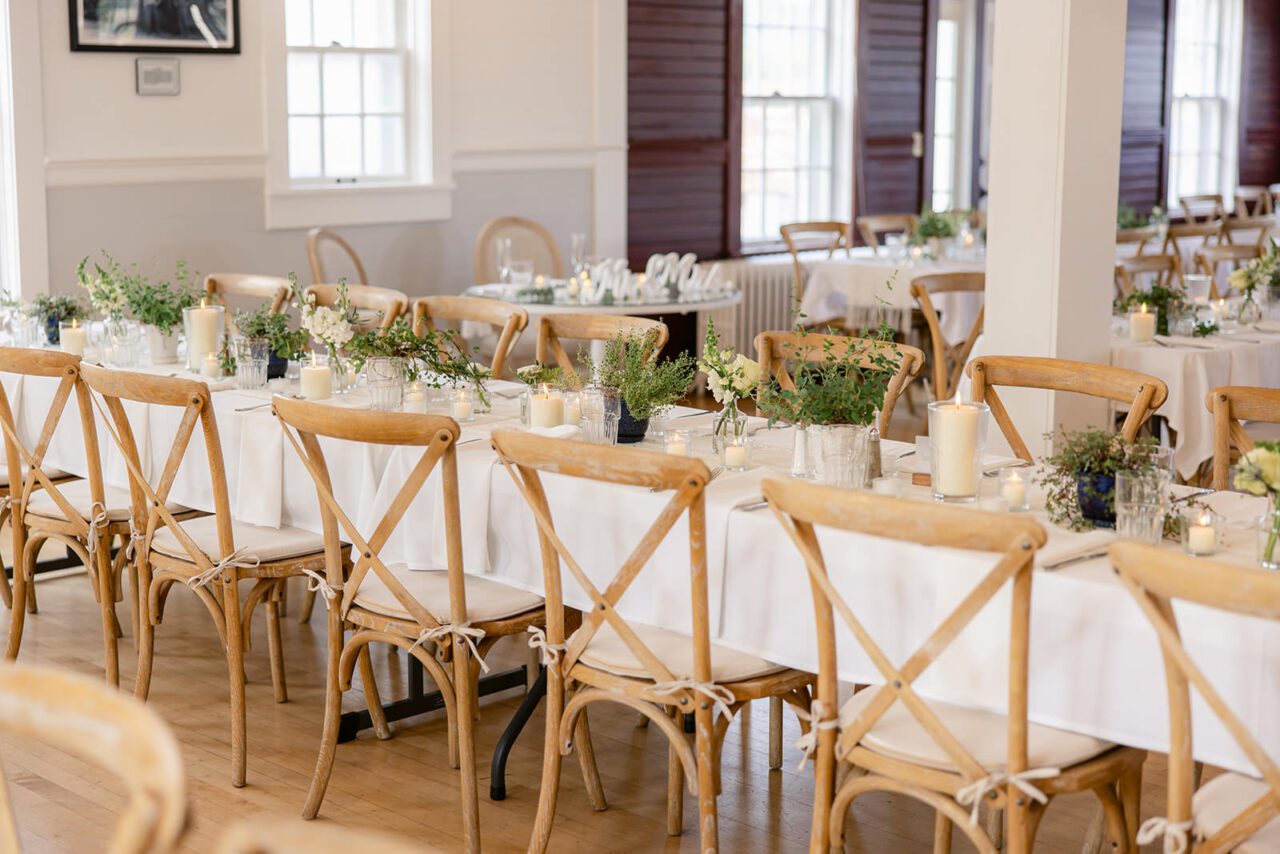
(1239, 295, 1263, 326)
(712, 399, 747, 453)
(1258, 500, 1280, 570)
(366, 357, 405, 411)
(328, 347, 351, 394)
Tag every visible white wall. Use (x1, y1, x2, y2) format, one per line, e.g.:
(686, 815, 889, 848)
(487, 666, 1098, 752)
(19, 0, 626, 297)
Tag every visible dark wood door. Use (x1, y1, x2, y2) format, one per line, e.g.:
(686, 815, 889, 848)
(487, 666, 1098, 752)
(1118, 0, 1174, 213)
(627, 0, 742, 267)
(854, 0, 938, 221)
(1239, 0, 1280, 186)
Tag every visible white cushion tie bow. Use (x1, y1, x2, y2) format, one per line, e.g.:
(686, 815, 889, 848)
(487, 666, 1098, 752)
(792, 700, 840, 770)
(299, 568, 342, 601)
(186, 548, 262, 590)
(1137, 816, 1194, 854)
(84, 502, 110, 562)
(123, 525, 146, 562)
(649, 679, 736, 720)
(954, 767, 1061, 826)
(410, 622, 489, 673)
(526, 626, 567, 667)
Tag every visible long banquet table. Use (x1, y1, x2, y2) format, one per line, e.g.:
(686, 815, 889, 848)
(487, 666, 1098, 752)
(3, 363, 1278, 779)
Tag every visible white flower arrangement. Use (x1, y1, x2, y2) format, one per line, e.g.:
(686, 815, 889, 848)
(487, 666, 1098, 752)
(1228, 240, 1280, 300)
(699, 320, 760, 404)
(1234, 442, 1280, 497)
(292, 275, 354, 352)
(77, 255, 131, 320)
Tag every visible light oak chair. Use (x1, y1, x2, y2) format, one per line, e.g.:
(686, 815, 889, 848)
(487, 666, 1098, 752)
(474, 216, 565, 285)
(754, 330, 923, 434)
(1235, 185, 1274, 217)
(203, 274, 291, 329)
(856, 213, 918, 253)
(304, 283, 408, 332)
(491, 431, 814, 853)
(306, 228, 368, 286)
(1181, 194, 1228, 224)
(1115, 254, 1184, 300)
(218, 819, 443, 854)
(1226, 214, 1280, 249)
(1162, 220, 1225, 263)
(779, 221, 852, 303)
(535, 314, 668, 376)
(910, 272, 985, 401)
(273, 400, 546, 853)
(80, 365, 329, 788)
(1197, 244, 1264, 298)
(411, 295, 528, 379)
(765, 478, 1147, 854)
(1112, 541, 1280, 854)
(1116, 225, 1162, 256)
(1205, 386, 1280, 491)
(966, 356, 1168, 462)
(0, 663, 187, 853)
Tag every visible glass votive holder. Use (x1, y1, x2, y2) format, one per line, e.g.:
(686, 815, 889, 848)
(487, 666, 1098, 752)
(402, 381, 428, 414)
(926, 400, 991, 503)
(998, 467, 1030, 512)
(720, 434, 751, 472)
(978, 496, 1010, 513)
(562, 390, 582, 425)
(664, 429, 692, 457)
(871, 476, 904, 498)
(58, 319, 89, 357)
(525, 384, 565, 429)
(1181, 508, 1222, 557)
(182, 301, 225, 372)
(450, 386, 476, 423)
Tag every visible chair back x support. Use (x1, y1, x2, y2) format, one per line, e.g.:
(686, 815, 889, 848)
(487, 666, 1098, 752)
(1226, 214, 1280, 249)
(1235, 186, 1274, 217)
(1116, 225, 1161, 256)
(1197, 244, 1264, 299)
(306, 228, 368, 286)
(1112, 542, 1280, 854)
(856, 213, 918, 254)
(412, 295, 528, 379)
(202, 274, 291, 329)
(0, 663, 187, 853)
(1115, 254, 1183, 300)
(764, 477, 1047, 852)
(1163, 220, 1225, 263)
(910, 272, 985, 401)
(474, 216, 564, 285)
(966, 356, 1168, 463)
(780, 221, 852, 303)
(1205, 385, 1280, 491)
(535, 314, 668, 376)
(754, 330, 923, 433)
(1181, 194, 1227, 224)
(304, 284, 408, 332)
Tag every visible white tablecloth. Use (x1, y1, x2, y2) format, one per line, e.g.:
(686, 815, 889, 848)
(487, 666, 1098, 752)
(5, 364, 1279, 777)
(1111, 331, 1280, 478)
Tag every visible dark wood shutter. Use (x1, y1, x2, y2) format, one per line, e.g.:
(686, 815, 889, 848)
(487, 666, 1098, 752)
(1239, 0, 1280, 186)
(627, 0, 742, 266)
(1118, 0, 1174, 212)
(854, 0, 937, 221)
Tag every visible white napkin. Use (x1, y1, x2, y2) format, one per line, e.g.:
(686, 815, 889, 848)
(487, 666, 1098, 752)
(1035, 526, 1115, 568)
(1254, 322, 1280, 334)
(526, 424, 581, 440)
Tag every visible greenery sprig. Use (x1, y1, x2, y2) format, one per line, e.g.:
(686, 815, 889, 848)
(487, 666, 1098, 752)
(581, 329, 694, 421)
(515, 362, 568, 388)
(1036, 429, 1161, 531)
(233, 306, 309, 361)
(27, 294, 85, 323)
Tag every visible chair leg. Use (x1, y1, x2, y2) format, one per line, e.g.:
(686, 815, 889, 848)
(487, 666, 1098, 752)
(297, 587, 317, 623)
(222, 572, 248, 788)
(95, 546, 119, 688)
(667, 707, 684, 836)
(356, 644, 391, 740)
(933, 810, 953, 854)
(573, 706, 607, 811)
(276, 579, 288, 617)
(694, 704, 720, 853)
(6, 535, 35, 660)
(302, 615, 345, 819)
(769, 696, 783, 770)
(985, 806, 1004, 851)
(453, 647, 481, 854)
(0, 511, 12, 611)
(133, 563, 157, 701)
(1119, 761, 1143, 852)
(528, 670, 566, 854)
(265, 589, 288, 704)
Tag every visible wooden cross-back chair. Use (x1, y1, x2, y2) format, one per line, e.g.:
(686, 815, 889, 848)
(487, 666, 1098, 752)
(1112, 542, 1280, 854)
(966, 356, 1168, 463)
(1235, 186, 1274, 217)
(1205, 385, 1280, 491)
(1181, 194, 1228, 224)
(910, 272, 985, 401)
(753, 331, 924, 433)
(0, 349, 175, 686)
(779, 221, 852, 304)
(411, 295, 528, 379)
(764, 478, 1146, 854)
(855, 213, 918, 253)
(304, 283, 407, 333)
(1163, 220, 1225, 265)
(1197, 244, 1264, 298)
(491, 431, 814, 853)
(1116, 225, 1162, 256)
(1115, 253, 1183, 300)
(306, 227, 368, 286)
(0, 663, 187, 853)
(272, 400, 545, 853)
(202, 274, 291, 331)
(1226, 214, 1280, 249)
(535, 314, 668, 376)
(78, 365, 329, 788)
(474, 215, 565, 284)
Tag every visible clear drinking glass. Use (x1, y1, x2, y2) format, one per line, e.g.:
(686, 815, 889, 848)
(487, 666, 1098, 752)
(495, 237, 513, 284)
(104, 320, 143, 368)
(813, 424, 869, 489)
(234, 338, 270, 390)
(509, 260, 535, 289)
(1184, 274, 1213, 303)
(1115, 470, 1166, 545)
(450, 385, 476, 423)
(366, 356, 405, 411)
(581, 386, 621, 445)
(664, 429, 693, 456)
(570, 232, 589, 276)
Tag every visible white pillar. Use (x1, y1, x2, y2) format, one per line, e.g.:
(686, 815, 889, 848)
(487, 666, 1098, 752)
(983, 0, 1129, 456)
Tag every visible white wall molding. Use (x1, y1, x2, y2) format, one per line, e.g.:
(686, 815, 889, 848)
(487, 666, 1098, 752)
(44, 153, 266, 188)
(451, 144, 625, 174)
(265, 182, 453, 230)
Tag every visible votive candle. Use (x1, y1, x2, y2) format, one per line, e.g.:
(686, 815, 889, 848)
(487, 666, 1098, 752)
(300, 354, 331, 401)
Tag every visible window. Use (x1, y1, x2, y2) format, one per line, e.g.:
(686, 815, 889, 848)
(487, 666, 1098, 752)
(1168, 0, 1243, 207)
(930, 0, 977, 213)
(285, 0, 411, 183)
(740, 0, 836, 246)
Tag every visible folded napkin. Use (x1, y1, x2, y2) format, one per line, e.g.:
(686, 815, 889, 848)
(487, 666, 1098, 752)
(1035, 526, 1115, 568)
(1254, 322, 1280, 334)
(527, 424, 581, 440)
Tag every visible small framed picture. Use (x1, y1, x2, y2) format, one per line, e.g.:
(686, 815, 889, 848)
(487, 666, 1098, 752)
(69, 0, 240, 54)
(136, 58, 180, 96)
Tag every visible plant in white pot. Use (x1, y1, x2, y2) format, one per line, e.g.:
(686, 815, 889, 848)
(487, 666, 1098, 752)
(124, 260, 201, 364)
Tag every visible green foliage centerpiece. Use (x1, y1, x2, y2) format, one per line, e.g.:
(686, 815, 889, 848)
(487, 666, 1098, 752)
(1036, 429, 1161, 530)
(582, 328, 695, 443)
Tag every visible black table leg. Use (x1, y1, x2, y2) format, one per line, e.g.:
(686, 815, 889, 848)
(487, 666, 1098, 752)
(489, 666, 547, 801)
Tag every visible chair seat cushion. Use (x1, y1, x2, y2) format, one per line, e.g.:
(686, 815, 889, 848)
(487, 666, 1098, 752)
(151, 515, 323, 564)
(576, 621, 785, 683)
(839, 688, 1114, 773)
(1193, 772, 1280, 853)
(26, 480, 183, 523)
(353, 566, 544, 624)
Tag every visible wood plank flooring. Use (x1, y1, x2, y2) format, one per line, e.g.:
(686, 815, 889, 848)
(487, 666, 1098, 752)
(0, 570, 1178, 852)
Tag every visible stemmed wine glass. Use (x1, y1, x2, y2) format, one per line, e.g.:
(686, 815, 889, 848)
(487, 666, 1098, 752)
(495, 237, 513, 284)
(570, 232, 589, 277)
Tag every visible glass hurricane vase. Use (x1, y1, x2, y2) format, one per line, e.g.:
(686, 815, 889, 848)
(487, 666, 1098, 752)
(712, 398, 747, 453)
(1239, 295, 1263, 326)
(1258, 498, 1280, 570)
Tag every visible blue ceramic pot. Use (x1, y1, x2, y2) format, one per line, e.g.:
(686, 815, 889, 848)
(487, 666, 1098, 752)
(267, 351, 288, 380)
(1076, 472, 1116, 527)
(617, 400, 649, 444)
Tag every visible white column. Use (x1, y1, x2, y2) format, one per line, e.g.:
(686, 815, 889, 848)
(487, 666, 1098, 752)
(982, 0, 1129, 456)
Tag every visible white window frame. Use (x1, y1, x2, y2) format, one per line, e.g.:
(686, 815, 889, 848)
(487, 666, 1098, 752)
(0, 0, 48, 296)
(263, 0, 453, 230)
(930, 0, 977, 213)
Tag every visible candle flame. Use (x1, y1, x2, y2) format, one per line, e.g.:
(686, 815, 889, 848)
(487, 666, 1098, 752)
(1140, 303, 1149, 314)
(71, 318, 77, 329)
(311, 351, 318, 368)
(954, 391, 962, 407)
(1198, 511, 1213, 527)
(200, 298, 208, 309)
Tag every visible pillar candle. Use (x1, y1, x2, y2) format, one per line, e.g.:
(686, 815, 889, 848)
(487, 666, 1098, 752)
(932, 402, 982, 497)
(187, 299, 221, 361)
(60, 320, 87, 357)
(1129, 304, 1156, 343)
(530, 385, 564, 428)
(300, 356, 331, 401)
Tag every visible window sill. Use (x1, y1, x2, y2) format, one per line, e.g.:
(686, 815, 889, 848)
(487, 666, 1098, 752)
(264, 181, 455, 230)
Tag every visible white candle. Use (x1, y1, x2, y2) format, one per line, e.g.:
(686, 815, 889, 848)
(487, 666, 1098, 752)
(1188, 513, 1216, 555)
(300, 355, 331, 401)
(403, 385, 427, 414)
(666, 438, 689, 456)
(724, 445, 748, 469)
(202, 353, 220, 378)
(529, 385, 564, 428)
(452, 400, 471, 419)
(564, 395, 581, 424)
(187, 299, 221, 362)
(1129, 304, 1156, 343)
(933, 399, 982, 497)
(1000, 477, 1026, 508)
(60, 320, 87, 357)
(871, 477, 903, 497)
(346, 367, 358, 388)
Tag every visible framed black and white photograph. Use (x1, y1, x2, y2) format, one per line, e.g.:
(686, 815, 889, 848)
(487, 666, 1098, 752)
(69, 0, 240, 54)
